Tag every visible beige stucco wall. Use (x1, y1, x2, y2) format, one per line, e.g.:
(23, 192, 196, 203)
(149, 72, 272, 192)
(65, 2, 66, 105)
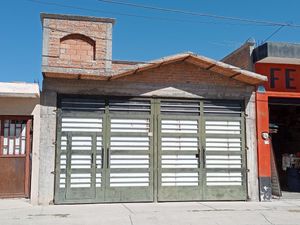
(0, 97, 40, 205)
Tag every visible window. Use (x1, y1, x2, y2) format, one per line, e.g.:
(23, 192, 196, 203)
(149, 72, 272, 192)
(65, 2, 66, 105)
(0, 118, 29, 156)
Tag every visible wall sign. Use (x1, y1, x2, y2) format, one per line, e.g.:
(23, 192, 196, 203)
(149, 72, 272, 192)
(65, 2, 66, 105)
(255, 63, 300, 92)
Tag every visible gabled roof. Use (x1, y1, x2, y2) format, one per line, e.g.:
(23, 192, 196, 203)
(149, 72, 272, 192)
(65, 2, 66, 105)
(110, 52, 267, 85)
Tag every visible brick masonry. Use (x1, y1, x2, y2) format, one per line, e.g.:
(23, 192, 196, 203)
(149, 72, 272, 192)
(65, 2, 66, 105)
(41, 14, 114, 75)
(222, 42, 255, 71)
(116, 61, 249, 87)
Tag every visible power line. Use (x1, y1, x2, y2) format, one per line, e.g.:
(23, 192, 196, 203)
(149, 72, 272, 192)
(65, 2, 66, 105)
(98, 0, 300, 28)
(28, 0, 290, 54)
(38, 11, 250, 53)
(263, 25, 285, 43)
(27, 0, 275, 27)
(25, 0, 233, 25)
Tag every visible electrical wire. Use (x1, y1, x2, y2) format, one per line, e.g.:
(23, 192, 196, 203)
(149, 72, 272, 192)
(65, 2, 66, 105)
(27, 0, 278, 27)
(28, 0, 291, 57)
(97, 0, 300, 28)
(263, 25, 285, 43)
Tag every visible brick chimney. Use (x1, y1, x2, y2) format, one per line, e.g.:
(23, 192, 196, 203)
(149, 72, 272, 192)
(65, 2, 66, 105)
(41, 13, 115, 77)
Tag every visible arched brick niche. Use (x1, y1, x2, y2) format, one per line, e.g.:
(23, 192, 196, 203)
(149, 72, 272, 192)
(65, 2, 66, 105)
(60, 34, 96, 64)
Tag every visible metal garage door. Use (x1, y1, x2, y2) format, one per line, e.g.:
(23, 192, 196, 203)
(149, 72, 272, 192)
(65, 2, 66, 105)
(55, 98, 106, 203)
(157, 100, 202, 201)
(55, 96, 247, 203)
(105, 99, 154, 202)
(202, 101, 247, 200)
(55, 97, 153, 203)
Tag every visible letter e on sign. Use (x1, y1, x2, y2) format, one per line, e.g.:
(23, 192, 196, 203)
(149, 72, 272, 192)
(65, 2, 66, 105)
(255, 63, 300, 92)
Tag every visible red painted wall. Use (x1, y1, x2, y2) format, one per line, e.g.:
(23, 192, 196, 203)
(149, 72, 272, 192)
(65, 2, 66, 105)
(256, 63, 300, 92)
(255, 62, 300, 179)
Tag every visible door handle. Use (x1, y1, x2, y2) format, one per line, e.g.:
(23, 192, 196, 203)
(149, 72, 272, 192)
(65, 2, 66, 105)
(91, 153, 94, 165)
(107, 147, 110, 168)
(195, 153, 199, 158)
(202, 147, 206, 168)
(101, 147, 104, 169)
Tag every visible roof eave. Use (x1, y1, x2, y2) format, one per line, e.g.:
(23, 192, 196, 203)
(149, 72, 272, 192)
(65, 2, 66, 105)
(110, 53, 267, 85)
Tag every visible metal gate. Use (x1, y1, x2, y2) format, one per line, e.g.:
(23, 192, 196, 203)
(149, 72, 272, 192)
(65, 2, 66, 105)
(157, 100, 202, 201)
(55, 97, 106, 203)
(55, 96, 247, 203)
(55, 97, 153, 203)
(0, 116, 32, 198)
(202, 101, 247, 200)
(105, 98, 154, 202)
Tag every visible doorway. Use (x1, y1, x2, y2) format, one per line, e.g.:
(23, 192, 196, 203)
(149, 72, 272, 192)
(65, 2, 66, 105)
(269, 98, 300, 197)
(0, 116, 32, 198)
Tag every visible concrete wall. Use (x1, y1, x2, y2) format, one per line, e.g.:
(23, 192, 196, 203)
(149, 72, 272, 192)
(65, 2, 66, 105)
(245, 93, 259, 201)
(38, 90, 57, 205)
(0, 97, 40, 204)
(38, 61, 259, 204)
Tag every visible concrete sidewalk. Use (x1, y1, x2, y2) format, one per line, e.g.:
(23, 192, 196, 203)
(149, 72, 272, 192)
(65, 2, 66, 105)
(0, 199, 300, 225)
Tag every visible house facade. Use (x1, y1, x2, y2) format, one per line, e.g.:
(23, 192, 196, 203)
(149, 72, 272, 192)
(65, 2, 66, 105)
(0, 82, 40, 203)
(36, 13, 267, 205)
(224, 41, 300, 200)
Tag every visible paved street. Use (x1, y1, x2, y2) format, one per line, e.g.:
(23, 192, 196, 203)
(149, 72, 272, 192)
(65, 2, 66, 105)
(1, 198, 300, 225)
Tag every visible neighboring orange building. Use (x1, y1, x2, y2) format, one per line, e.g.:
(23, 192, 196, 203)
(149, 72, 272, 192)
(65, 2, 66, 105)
(224, 41, 300, 200)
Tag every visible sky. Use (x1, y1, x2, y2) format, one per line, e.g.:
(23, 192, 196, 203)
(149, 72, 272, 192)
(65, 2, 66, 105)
(1, 0, 300, 84)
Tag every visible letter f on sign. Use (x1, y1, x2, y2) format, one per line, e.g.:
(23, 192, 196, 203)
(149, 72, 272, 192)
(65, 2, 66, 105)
(270, 68, 281, 89)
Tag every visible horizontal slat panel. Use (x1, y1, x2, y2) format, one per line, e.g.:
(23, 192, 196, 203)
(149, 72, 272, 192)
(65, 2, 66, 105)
(110, 173, 150, 187)
(206, 172, 242, 186)
(162, 137, 198, 151)
(70, 173, 91, 188)
(61, 98, 105, 112)
(111, 119, 150, 133)
(204, 101, 242, 116)
(162, 154, 198, 168)
(59, 173, 66, 188)
(160, 101, 200, 116)
(111, 136, 150, 151)
(161, 120, 198, 134)
(205, 121, 241, 135)
(206, 153, 242, 168)
(62, 118, 102, 132)
(161, 172, 199, 186)
(109, 99, 151, 114)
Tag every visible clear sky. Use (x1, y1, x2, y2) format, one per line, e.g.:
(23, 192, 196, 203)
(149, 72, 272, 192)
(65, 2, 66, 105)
(1, 0, 300, 84)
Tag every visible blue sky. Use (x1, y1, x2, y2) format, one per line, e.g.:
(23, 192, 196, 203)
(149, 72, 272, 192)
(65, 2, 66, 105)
(1, 0, 300, 83)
